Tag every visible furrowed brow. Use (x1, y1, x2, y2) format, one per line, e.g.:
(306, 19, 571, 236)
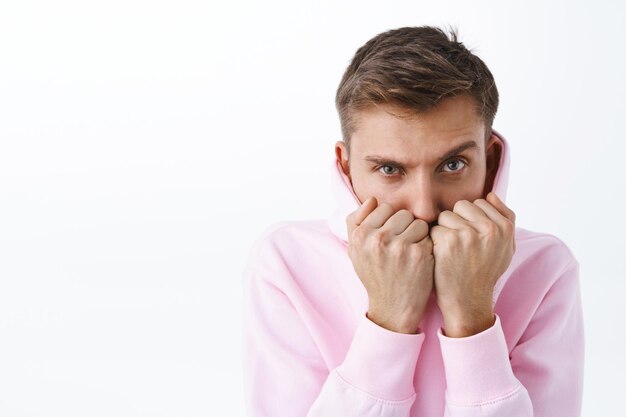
(364, 140, 480, 167)
(435, 140, 480, 163)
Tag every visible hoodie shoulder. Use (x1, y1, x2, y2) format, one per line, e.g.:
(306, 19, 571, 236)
(514, 226, 579, 269)
(249, 219, 334, 250)
(243, 219, 339, 274)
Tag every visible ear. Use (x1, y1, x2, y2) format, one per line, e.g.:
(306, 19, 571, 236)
(335, 140, 351, 178)
(482, 133, 503, 198)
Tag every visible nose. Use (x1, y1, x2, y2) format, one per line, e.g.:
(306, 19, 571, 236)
(408, 176, 441, 225)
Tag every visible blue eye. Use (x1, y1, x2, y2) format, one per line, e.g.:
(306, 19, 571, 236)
(442, 158, 467, 173)
(377, 164, 401, 177)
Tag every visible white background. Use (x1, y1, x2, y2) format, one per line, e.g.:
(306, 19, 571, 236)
(0, 1, 624, 416)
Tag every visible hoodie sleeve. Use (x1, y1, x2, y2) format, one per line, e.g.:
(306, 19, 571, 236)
(242, 262, 426, 417)
(436, 259, 584, 417)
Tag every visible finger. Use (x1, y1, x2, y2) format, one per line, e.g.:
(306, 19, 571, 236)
(429, 224, 445, 243)
(436, 209, 472, 230)
(380, 209, 416, 235)
(485, 192, 516, 224)
(451, 199, 490, 223)
(346, 196, 377, 237)
(359, 202, 397, 230)
(398, 218, 429, 243)
(472, 198, 510, 229)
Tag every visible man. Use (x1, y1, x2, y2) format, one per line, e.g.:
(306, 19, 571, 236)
(241, 25, 584, 417)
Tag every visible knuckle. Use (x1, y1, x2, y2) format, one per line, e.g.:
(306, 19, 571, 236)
(388, 239, 405, 254)
(484, 221, 498, 235)
(416, 235, 432, 250)
(371, 229, 391, 246)
(453, 199, 469, 211)
(414, 241, 432, 261)
(410, 242, 425, 258)
(421, 235, 433, 249)
(503, 218, 515, 234)
(453, 230, 467, 242)
(352, 226, 368, 243)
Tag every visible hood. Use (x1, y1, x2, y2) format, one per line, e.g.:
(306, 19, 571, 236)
(327, 129, 511, 244)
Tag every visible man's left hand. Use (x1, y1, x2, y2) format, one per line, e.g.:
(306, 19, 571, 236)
(430, 191, 516, 337)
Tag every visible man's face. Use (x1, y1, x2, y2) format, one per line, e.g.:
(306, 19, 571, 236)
(335, 94, 500, 227)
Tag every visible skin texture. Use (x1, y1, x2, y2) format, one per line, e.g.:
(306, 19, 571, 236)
(338, 94, 516, 337)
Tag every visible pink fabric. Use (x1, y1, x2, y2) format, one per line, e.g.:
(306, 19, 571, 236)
(241, 129, 585, 416)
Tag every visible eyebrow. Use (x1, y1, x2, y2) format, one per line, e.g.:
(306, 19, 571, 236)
(363, 140, 480, 167)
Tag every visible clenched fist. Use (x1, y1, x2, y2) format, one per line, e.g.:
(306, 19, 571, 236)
(346, 196, 434, 334)
(430, 191, 516, 337)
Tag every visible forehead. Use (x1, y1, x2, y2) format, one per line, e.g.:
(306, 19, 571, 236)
(351, 95, 485, 158)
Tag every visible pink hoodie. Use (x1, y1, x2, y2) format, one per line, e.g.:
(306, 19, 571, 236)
(241, 129, 585, 417)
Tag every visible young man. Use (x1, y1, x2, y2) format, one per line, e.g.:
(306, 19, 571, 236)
(241, 26, 584, 417)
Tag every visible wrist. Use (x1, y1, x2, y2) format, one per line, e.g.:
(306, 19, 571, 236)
(366, 310, 422, 335)
(440, 303, 495, 338)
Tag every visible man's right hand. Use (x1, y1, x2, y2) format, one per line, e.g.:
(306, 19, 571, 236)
(346, 196, 434, 334)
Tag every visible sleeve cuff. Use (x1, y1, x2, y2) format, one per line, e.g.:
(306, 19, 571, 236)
(336, 311, 426, 401)
(437, 313, 520, 405)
